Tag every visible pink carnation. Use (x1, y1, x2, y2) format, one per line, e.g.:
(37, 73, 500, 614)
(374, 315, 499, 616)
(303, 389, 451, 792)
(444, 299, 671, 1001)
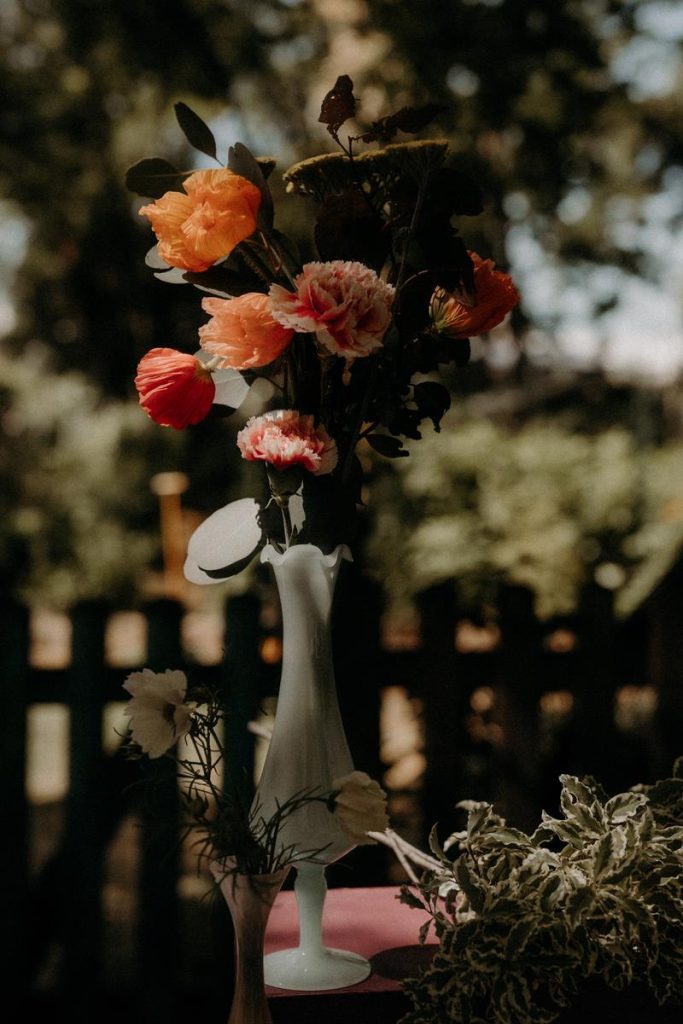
(269, 260, 395, 359)
(236, 410, 338, 475)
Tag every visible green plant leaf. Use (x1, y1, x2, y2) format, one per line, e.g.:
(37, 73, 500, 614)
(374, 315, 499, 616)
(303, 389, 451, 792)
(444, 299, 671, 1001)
(174, 101, 217, 160)
(412, 380, 451, 431)
(400, 886, 426, 911)
(228, 142, 274, 230)
(318, 74, 356, 137)
(567, 885, 593, 925)
(605, 791, 647, 823)
(454, 859, 484, 913)
(466, 802, 494, 837)
(539, 873, 563, 911)
(125, 157, 187, 198)
(506, 918, 535, 957)
(428, 823, 444, 859)
(365, 433, 409, 458)
(593, 831, 614, 877)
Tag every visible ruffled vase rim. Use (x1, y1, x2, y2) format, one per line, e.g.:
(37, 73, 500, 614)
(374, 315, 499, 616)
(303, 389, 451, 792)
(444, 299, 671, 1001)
(260, 542, 352, 567)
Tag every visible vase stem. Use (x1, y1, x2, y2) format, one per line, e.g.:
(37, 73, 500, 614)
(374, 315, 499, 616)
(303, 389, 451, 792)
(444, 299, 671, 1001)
(295, 862, 327, 955)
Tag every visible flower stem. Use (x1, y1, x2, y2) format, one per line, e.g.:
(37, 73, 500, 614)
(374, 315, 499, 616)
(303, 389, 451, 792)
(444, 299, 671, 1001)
(277, 496, 293, 548)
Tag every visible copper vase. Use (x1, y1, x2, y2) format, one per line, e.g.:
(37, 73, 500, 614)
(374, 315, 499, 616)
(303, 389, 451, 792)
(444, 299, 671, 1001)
(211, 862, 290, 1024)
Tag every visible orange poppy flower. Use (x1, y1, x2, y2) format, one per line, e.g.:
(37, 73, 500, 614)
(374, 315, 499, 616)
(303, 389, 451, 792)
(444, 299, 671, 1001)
(199, 292, 294, 369)
(429, 252, 519, 338)
(135, 348, 215, 429)
(139, 169, 261, 273)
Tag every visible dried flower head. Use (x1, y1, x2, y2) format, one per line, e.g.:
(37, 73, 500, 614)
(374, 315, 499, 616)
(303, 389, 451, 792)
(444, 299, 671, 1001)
(139, 168, 261, 273)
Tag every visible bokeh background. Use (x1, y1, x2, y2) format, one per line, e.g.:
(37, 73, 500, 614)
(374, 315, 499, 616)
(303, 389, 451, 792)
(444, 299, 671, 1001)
(2, 0, 683, 1016)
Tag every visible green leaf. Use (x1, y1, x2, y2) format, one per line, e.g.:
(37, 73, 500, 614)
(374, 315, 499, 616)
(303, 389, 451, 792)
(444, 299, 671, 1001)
(454, 859, 484, 914)
(539, 814, 583, 846)
(467, 802, 493, 837)
(174, 101, 217, 160)
(365, 433, 409, 458)
(506, 918, 535, 957)
(358, 103, 444, 144)
(620, 895, 655, 931)
(559, 775, 599, 806)
(428, 823, 444, 859)
(567, 886, 593, 925)
(228, 142, 274, 230)
(125, 157, 187, 198)
(144, 244, 168, 269)
(485, 826, 529, 847)
(399, 886, 426, 911)
(412, 380, 451, 431)
(318, 74, 356, 136)
(593, 831, 614, 877)
(605, 791, 647, 823)
(186, 497, 264, 583)
(539, 873, 562, 911)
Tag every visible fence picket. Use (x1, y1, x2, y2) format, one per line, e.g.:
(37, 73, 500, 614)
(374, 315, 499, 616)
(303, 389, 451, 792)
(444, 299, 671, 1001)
(0, 600, 30, 995)
(62, 599, 109, 1006)
(9, 579, 672, 1006)
(137, 599, 184, 1015)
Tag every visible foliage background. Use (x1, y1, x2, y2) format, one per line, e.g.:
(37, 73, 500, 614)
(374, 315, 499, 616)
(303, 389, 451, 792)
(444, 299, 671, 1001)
(2, 0, 683, 609)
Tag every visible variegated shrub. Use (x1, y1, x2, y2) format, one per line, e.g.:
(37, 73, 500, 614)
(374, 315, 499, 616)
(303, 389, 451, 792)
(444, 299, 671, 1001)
(400, 762, 683, 1024)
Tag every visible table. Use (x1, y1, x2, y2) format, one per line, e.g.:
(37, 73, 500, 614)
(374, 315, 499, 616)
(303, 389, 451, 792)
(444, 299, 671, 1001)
(265, 886, 437, 1024)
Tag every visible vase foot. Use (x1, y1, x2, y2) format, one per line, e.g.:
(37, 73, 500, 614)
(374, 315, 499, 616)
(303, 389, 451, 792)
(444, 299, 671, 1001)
(264, 946, 371, 991)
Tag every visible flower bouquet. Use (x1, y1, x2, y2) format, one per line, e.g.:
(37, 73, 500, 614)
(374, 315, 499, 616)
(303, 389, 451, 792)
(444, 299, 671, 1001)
(126, 75, 519, 989)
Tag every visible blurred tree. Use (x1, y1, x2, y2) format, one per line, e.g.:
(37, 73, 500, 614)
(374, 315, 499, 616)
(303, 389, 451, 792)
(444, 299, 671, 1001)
(1, 0, 682, 602)
(365, 411, 683, 618)
(3, 0, 682, 390)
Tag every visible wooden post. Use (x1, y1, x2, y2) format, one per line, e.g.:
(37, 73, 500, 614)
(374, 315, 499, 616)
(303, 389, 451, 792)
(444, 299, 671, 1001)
(0, 600, 30, 995)
(415, 582, 464, 842)
(495, 585, 543, 830)
(150, 471, 189, 601)
(573, 581, 621, 787)
(63, 600, 108, 1003)
(647, 559, 683, 777)
(221, 592, 262, 803)
(138, 598, 184, 1016)
(208, 592, 263, 1000)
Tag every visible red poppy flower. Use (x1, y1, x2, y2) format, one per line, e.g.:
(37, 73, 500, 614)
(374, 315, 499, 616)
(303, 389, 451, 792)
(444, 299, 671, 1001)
(429, 252, 519, 338)
(135, 348, 216, 429)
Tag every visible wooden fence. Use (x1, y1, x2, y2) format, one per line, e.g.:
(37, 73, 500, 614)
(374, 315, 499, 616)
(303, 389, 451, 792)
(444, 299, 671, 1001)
(0, 566, 679, 1012)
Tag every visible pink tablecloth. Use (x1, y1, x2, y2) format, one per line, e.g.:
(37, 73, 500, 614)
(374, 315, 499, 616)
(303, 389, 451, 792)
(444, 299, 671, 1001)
(265, 885, 437, 998)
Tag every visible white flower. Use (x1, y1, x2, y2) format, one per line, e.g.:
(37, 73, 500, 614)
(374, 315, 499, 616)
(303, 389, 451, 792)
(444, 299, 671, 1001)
(122, 668, 195, 758)
(332, 770, 390, 845)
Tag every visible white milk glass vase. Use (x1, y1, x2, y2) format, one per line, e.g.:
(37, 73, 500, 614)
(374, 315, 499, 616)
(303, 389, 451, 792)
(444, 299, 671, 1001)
(254, 542, 370, 991)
